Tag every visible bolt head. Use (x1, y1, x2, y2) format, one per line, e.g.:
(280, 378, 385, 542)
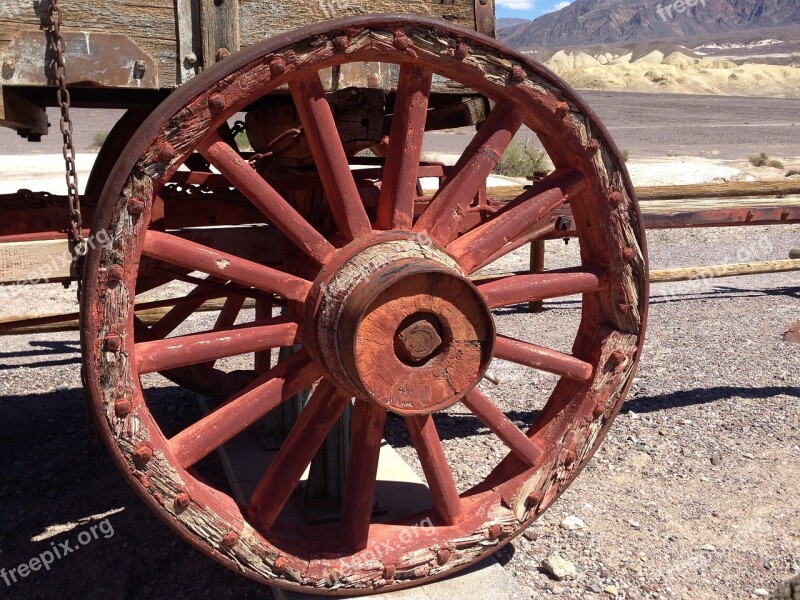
(270, 57, 286, 75)
(382, 564, 396, 580)
(115, 399, 132, 417)
(393, 34, 410, 51)
(175, 492, 191, 510)
(436, 548, 451, 565)
(158, 143, 176, 162)
(622, 247, 635, 263)
(556, 101, 570, 116)
(215, 48, 231, 61)
(564, 449, 578, 466)
(395, 318, 443, 363)
(208, 93, 225, 111)
(222, 531, 239, 549)
(134, 444, 153, 463)
(454, 42, 469, 60)
(332, 35, 350, 52)
(510, 65, 526, 83)
(587, 139, 601, 153)
(609, 191, 624, 206)
(105, 333, 122, 352)
(127, 197, 146, 216)
(185, 52, 198, 65)
(274, 556, 289, 572)
(107, 264, 125, 284)
(526, 491, 543, 508)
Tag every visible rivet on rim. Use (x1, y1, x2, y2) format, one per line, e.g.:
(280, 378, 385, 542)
(556, 101, 570, 117)
(222, 531, 239, 549)
(586, 139, 601, 153)
(383, 564, 396, 580)
(127, 197, 146, 216)
(274, 556, 289, 573)
(114, 399, 132, 417)
(609, 191, 624, 206)
(332, 35, 350, 52)
(270, 57, 286, 75)
(526, 491, 543, 509)
(158, 143, 176, 162)
(454, 42, 469, 60)
(104, 333, 122, 352)
(175, 492, 191, 510)
(564, 449, 578, 466)
(393, 32, 410, 50)
(436, 548, 452, 566)
(608, 350, 626, 371)
(208, 93, 225, 111)
(488, 524, 503, 539)
(134, 444, 153, 463)
(106, 264, 125, 285)
(622, 247, 635, 263)
(510, 65, 526, 83)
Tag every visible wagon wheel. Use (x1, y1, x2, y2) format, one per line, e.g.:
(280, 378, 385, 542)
(81, 15, 647, 594)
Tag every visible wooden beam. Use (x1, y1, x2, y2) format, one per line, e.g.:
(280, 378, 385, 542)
(650, 259, 800, 283)
(0, 238, 72, 285)
(0, 86, 47, 135)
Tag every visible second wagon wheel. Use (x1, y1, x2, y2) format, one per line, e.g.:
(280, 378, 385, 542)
(81, 15, 647, 594)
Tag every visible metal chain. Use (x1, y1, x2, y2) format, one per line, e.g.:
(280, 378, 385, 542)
(49, 0, 86, 297)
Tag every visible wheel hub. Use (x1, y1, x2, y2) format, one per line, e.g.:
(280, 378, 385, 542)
(308, 237, 495, 415)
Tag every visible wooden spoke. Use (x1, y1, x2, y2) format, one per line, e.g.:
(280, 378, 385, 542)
(448, 170, 585, 273)
(413, 100, 526, 245)
(199, 132, 335, 265)
(340, 401, 388, 550)
(494, 336, 594, 382)
(145, 284, 217, 341)
(136, 317, 301, 375)
(375, 65, 433, 231)
(289, 73, 372, 241)
(249, 381, 352, 531)
(212, 294, 246, 330)
(463, 389, 543, 467)
(404, 415, 463, 525)
(168, 351, 322, 468)
(142, 230, 311, 303)
(478, 268, 604, 309)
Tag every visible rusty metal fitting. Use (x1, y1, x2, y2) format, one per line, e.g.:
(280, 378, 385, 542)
(2, 58, 15, 77)
(332, 35, 350, 52)
(185, 52, 198, 66)
(383, 564, 396, 580)
(622, 247, 635, 263)
(127, 197, 146, 216)
(270, 57, 286, 75)
(564, 449, 578, 466)
(274, 556, 289, 573)
(152, 491, 164, 505)
(454, 42, 469, 60)
(393, 33, 410, 51)
(222, 531, 239, 549)
(158, 143, 176, 162)
(134, 444, 153, 464)
(526, 491, 543, 509)
(104, 333, 122, 352)
(609, 191, 624, 206)
(114, 399, 132, 417)
(208, 93, 225, 111)
(216, 48, 231, 61)
(436, 548, 451, 566)
(556, 101, 570, 117)
(587, 139, 601, 153)
(608, 350, 626, 370)
(488, 524, 503, 539)
(133, 60, 146, 76)
(510, 65, 526, 83)
(106, 264, 125, 284)
(175, 492, 191, 510)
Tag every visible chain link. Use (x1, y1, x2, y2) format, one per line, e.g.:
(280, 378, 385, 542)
(49, 0, 86, 297)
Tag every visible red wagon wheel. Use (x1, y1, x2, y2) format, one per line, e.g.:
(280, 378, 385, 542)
(81, 15, 647, 594)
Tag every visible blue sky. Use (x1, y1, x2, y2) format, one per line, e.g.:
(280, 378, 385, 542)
(495, 0, 574, 20)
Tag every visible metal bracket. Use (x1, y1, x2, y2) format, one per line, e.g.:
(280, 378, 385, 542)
(199, 0, 240, 68)
(475, 0, 496, 38)
(0, 31, 158, 89)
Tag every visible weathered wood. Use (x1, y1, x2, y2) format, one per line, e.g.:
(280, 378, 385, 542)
(528, 240, 545, 313)
(637, 180, 800, 201)
(0, 86, 47, 135)
(199, 0, 240, 68)
(649, 259, 800, 283)
(0, 238, 72, 285)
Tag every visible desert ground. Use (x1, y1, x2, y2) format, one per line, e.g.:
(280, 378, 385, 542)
(0, 92, 797, 600)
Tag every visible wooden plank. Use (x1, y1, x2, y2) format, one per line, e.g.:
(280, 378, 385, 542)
(0, 238, 72, 285)
(199, 0, 240, 68)
(175, 0, 201, 84)
(650, 259, 800, 283)
(0, 86, 47, 135)
(0, 2, 179, 88)
(637, 180, 800, 201)
(238, 0, 477, 45)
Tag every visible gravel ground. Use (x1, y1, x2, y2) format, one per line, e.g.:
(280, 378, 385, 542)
(0, 222, 797, 600)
